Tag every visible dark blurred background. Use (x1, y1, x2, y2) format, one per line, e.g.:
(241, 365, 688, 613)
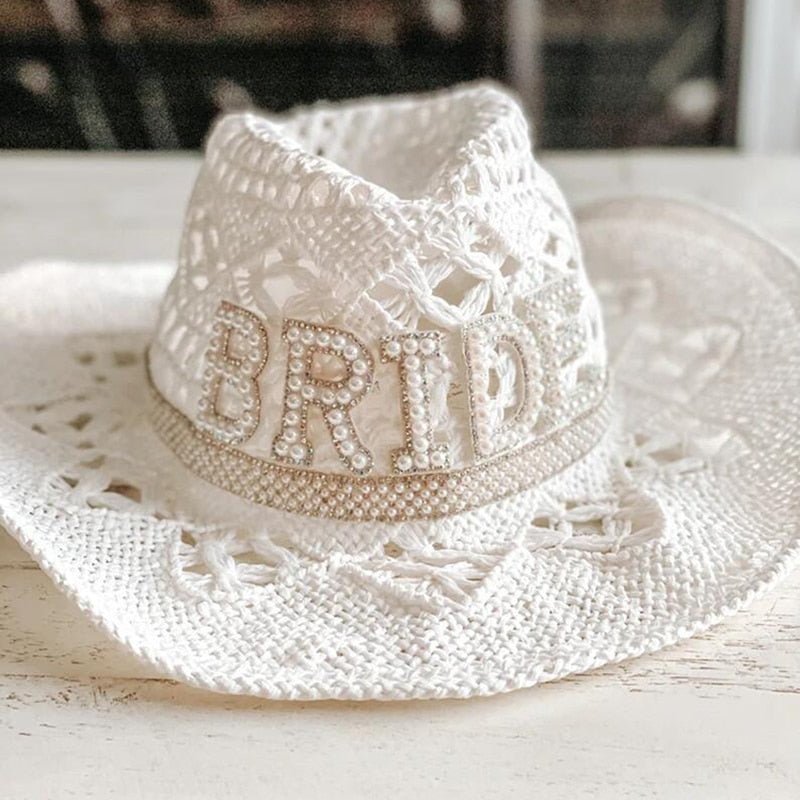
(1, 0, 741, 150)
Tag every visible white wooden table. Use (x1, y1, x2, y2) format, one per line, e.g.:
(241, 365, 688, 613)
(1, 151, 798, 800)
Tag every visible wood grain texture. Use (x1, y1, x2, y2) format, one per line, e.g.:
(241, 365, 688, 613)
(1, 152, 799, 799)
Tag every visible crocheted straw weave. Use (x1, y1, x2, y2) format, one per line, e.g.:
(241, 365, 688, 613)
(0, 84, 798, 700)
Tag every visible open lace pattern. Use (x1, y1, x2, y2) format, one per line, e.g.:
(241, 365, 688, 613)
(148, 86, 607, 476)
(0, 90, 797, 700)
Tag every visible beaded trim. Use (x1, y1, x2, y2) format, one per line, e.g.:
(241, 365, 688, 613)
(148, 363, 612, 523)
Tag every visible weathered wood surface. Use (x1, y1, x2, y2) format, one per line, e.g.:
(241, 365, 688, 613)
(1, 152, 798, 799)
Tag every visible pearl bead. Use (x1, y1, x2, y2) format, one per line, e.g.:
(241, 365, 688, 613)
(419, 337, 437, 355)
(351, 453, 369, 470)
(409, 404, 425, 420)
(384, 340, 401, 358)
(407, 387, 424, 403)
(411, 419, 427, 436)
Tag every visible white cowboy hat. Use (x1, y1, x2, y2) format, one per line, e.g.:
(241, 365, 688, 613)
(1, 83, 798, 700)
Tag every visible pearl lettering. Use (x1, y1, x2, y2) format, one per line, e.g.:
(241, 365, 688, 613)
(462, 313, 543, 460)
(272, 319, 375, 475)
(197, 301, 269, 444)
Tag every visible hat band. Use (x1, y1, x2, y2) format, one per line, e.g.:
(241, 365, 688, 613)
(148, 372, 613, 523)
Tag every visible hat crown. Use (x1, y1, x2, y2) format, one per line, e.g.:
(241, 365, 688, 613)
(148, 84, 609, 520)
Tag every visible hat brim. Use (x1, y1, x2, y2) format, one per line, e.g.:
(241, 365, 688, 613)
(0, 196, 798, 700)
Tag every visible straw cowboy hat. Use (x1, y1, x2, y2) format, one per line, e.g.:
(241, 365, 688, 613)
(1, 83, 798, 700)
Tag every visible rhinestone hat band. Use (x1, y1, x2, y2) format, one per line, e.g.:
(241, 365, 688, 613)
(148, 361, 612, 523)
